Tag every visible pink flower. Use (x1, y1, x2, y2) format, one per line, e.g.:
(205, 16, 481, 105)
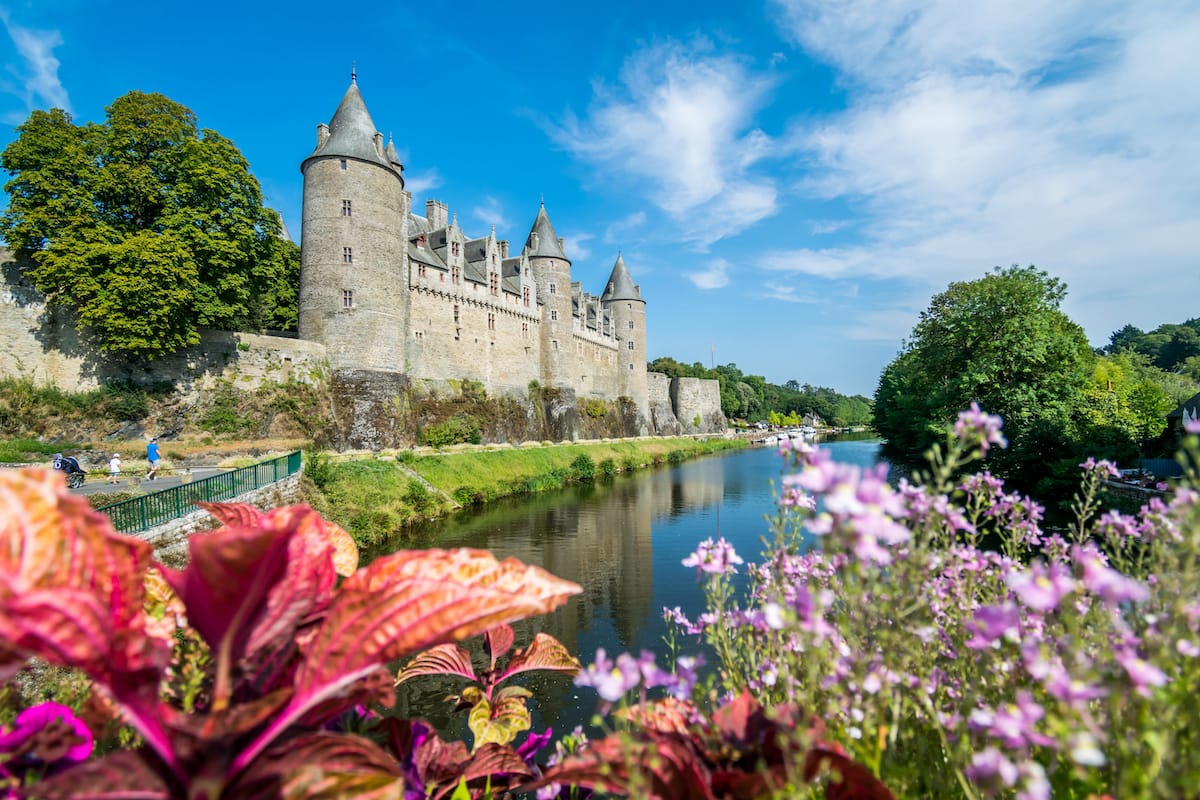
(1072, 544, 1149, 606)
(954, 403, 1008, 454)
(682, 537, 744, 575)
(1079, 457, 1119, 478)
(1006, 561, 1076, 613)
(0, 701, 93, 766)
(965, 746, 1019, 794)
(1116, 650, 1168, 697)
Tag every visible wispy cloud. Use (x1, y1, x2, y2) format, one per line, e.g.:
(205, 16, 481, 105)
(471, 195, 509, 231)
(550, 38, 780, 247)
(562, 231, 594, 261)
(768, 0, 1200, 339)
(687, 257, 731, 290)
(403, 170, 442, 203)
(604, 210, 646, 244)
(0, 10, 71, 122)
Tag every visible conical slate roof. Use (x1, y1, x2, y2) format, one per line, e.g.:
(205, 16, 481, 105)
(309, 80, 388, 167)
(525, 203, 570, 261)
(601, 253, 642, 302)
(385, 135, 402, 167)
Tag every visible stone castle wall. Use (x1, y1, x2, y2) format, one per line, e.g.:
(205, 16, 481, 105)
(671, 376, 727, 434)
(0, 263, 327, 400)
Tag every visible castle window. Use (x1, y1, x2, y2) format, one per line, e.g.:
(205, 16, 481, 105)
(522, 322, 529, 337)
(551, 339, 559, 350)
(488, 312, 496, 330)
(548, 282, 556, 295)
(342, 247, 353, 264)
(489, 274, 498, 295)
(628, 341, 635, 350)
(452, 242, 460, 257)
(452, 267, 460, 285)
(628, 320, 634, 329)
(417, 234, 426, 249)
(417, 264, 427, 278)
(523, 287, 530, 307)
(340, 159, 347, 170)
(342, 290, 353, 308)
(627, 303, 631, 310)
(550, 309, 558, 321)
(453, 305, 460, 324)
(491, 254, 496, 265)
(341, 199, 352, 216)
(629, 363, 634, 370)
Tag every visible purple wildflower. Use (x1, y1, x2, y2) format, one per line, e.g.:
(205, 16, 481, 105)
(576, 648, 642, 702)
(954, 403, 1008, 454)
(965, 603, 1021, 650)
(965, 746, 1019, 795)
(682, 536, 744, 575)
(1115, 650, 1168, 697)
(1079, 457, 1120, 478)
(1072, 544, 1149, 606)
(0, 701, 93, 767)
(1006, 561, 1075, 612)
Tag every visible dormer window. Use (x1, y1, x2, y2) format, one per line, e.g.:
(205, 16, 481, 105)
(452, 242, 460, 257)
(417, 234, 426, 250)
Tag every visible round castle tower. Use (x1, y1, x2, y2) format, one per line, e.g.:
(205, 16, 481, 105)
(525, 204, 575, 390)
(602, 253, 648, 426)
(298, 76, 409, 373)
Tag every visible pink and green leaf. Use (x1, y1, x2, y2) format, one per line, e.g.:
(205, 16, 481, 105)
(466, 685, 532, 750)
(395, 643, 477, 686)
(495, 632, 581, 684)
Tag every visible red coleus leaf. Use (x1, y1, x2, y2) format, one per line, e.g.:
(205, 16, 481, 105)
(495, 631, 581, 684)
(484, 623, 515, 670)
(0, 468, 174, 768)
(26, 748, 173, 799)
(395, 644, 477, 686)
(232, 548, 580, 775)
(805, 746, 897, 800)
(525, 732, 716, 800)
(228, 731, 404, 800)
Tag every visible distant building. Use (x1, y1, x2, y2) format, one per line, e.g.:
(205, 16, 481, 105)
(298, 76, 650, 427)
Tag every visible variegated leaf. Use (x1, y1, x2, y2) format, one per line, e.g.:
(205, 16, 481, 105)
(395, 643, 476, 686)
(467, 685, 532, 750)
(496, 632, 581, 684)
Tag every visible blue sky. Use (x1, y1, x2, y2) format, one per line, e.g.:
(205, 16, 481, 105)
(2, 0, 1198, 396)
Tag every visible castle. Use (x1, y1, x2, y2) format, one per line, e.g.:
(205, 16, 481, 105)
(0, 76, 726, 447)
(298, 76, 651, 428)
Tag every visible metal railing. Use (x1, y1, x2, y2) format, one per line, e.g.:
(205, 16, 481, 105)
(98, 451, 303, 533)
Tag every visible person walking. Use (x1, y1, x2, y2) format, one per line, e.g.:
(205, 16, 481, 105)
(107, 453, 122, 485)
(145, 437, 161, 481)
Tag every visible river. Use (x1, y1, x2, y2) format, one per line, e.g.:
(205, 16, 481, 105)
(383, 435, 884, 736)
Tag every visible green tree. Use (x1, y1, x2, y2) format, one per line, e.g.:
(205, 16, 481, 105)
(874, 266, 1094, 486)
(0, 92, 298, 358)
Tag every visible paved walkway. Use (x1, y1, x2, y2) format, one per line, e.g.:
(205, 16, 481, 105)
(70, 467, 228, 497)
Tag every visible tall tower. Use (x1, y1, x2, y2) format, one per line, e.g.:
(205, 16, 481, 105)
(602, 253, 648, 427)
(525, 203, 574, 390)
(298, 76, 409, 373)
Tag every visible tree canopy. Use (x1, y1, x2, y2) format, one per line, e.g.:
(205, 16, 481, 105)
(646, 356, 872, 427)
(874, 266, 1096, 483)
(0, 92, 298, 359)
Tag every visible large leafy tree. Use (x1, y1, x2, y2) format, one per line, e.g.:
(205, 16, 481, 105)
(874, 266, 1094, 484)
(0, 92, 298, 358)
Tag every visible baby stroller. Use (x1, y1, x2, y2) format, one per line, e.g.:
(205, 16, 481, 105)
(52, 453, 87, 489)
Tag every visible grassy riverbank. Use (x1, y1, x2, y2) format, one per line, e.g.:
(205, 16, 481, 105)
(305, 437, 746, 548)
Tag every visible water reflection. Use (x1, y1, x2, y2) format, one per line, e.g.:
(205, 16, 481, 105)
(380, 438, 883, 735)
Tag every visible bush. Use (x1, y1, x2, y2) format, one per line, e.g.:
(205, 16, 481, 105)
(570, 454, 596, 483)
(598, 458, 617, 479)
(666, 449, 687, 464)
(402, 480, 434, 513)
(452, 486, 484, 506)
(303, 450, 334, 489)
(419, 416, 482, 448)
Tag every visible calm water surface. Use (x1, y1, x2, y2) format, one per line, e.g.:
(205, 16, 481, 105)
(383, 437, 883, 734)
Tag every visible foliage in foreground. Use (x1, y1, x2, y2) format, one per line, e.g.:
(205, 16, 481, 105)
(0, 465, 894, 799)
(667, 406, 1200, 798)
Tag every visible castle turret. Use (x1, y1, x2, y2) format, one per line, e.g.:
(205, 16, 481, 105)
(602, 253, 648, 430)
(526, 203, 575, 391)
(298, 76, 409, 373)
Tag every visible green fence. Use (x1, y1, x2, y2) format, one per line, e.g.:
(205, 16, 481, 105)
(98, 451, 303, 533)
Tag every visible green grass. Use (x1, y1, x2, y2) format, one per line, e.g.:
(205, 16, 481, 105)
(316, 460, 449, 549)
(0, 437, 80, 463)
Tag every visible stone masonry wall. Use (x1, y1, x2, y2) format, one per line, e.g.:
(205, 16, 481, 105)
(0, 266, 328, 399)
(670, 377, 728, 434)
(647, 372, 683, 436)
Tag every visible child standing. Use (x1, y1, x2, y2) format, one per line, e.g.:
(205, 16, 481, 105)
(107, 453, 122, 485)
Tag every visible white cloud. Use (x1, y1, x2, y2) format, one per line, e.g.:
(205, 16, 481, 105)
(551, 39, 780, 247)
(471, 195, 509, 231)
(403, 170, 442, 202)
(687, 257, 731, 290)
(0, 11, 71, 118)
(562, 231, 593, 261)
(604, 210, 646, 244)
(767, 0, 1200, 340)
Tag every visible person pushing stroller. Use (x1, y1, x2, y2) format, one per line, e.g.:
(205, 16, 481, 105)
(52, 453, 87, 489)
